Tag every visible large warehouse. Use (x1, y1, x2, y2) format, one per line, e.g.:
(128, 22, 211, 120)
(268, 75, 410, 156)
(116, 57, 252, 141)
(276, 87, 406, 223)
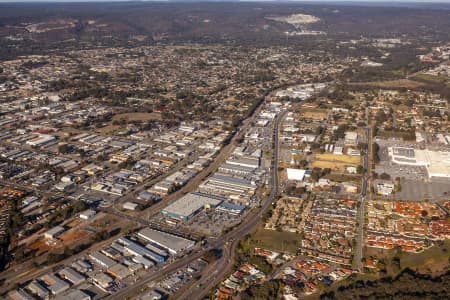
(161, 192, 223, 221)
(137, 228, 195, 255)
(388, 147, 450, 178)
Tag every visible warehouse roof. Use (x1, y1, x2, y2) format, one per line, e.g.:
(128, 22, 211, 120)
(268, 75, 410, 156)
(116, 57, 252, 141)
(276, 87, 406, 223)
(161, 192, 222, 220)
(137, 228, 195, 255)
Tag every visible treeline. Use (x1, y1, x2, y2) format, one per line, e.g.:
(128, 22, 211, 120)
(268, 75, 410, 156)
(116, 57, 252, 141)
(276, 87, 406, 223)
(320, 268, 450, 300)
(241, 280, 284, 300)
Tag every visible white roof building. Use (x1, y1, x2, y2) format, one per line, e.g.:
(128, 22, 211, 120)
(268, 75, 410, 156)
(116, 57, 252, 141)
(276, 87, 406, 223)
(137, 228, 195, 255)
(286, 168, 306, 181)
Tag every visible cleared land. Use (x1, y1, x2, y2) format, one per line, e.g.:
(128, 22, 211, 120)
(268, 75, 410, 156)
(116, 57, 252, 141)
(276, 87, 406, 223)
(246, 227, 301, 254)
(112, 112, 161, 122)
(312, 153, 360, 172)
(301, 108, 328, 120)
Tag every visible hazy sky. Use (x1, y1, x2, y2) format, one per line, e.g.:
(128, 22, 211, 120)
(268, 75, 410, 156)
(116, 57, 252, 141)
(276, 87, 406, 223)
(0, 0, 449, 3)
(0, 0, 449, 2)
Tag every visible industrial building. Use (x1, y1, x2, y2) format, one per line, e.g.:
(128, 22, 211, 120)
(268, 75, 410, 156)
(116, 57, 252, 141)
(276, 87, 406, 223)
(216, 201, 246, 215)
(132, 256, 155, 269)
(107, 263, 132, 280)
(92, 272, 114, 290)
(200, 174, 255, 195)
(8, 289, 34, 300)
(218, 163, 256, 176)
(286, 168, 307, 181)
(26, 280, 49, 299)
(40, 274, 70, 295)
(25, 134, 57, 147)
(89, 251, 117, 269)
(79, 209, 96, 220)
(137, 228, 195, 255)
(55, 289, 91, 300)
(58, 267, 85, 285)
(161, 192, 223, 221)
(226, 155, 260, 169)
(117, 237, 166, 263)
(44, 226, 65, 240)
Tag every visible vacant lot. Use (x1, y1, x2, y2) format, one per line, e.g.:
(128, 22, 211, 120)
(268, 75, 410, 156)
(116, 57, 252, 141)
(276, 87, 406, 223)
(248, 227, 301, 254)
(365, 239, 450, 276)
(301, 108, 328, 120)
(28, 238, 60, 256)
(59, 228, 89, 244)
(112, 112, 161, 122)
(312, 153, 360, 172)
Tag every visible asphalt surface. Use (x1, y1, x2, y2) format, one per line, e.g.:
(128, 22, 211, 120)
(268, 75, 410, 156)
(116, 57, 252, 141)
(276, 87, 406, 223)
(354, 125, 370, 272)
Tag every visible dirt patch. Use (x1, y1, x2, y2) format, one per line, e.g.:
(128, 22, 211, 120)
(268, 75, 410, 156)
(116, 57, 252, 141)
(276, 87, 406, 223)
(112, 112, 161, 122)
(312, 154, 360, 172)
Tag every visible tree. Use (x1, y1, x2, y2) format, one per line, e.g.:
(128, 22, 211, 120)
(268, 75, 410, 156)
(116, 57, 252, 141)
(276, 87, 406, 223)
(58, 144, 70, 154)
(380, 173, 391, 180)
(357, 165, 364, 174)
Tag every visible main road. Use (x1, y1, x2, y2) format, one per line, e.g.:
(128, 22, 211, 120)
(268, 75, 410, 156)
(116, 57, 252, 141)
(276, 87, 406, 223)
(353, 116, 371, 271)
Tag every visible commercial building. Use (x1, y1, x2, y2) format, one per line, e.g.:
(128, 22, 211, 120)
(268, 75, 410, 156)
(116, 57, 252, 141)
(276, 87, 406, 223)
(137, 227, 195, 255)
(388, 147, 450, 178)
(376, 182, 395, 196)
(286, 168, 307, 181)
(123, 201, 139, 211)
(161, 192, 223, 221)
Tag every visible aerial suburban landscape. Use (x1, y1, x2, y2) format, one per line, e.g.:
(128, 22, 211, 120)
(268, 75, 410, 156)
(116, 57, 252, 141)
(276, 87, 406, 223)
(0, 1, 449, 299)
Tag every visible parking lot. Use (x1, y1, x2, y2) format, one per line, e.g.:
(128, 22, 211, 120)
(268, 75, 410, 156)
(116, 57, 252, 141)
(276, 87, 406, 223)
(185, 210, 244, 237)
(395, 179, 450, 201)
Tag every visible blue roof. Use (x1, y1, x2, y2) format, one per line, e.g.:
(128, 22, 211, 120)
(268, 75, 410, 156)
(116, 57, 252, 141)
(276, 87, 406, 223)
(219, 201, 246, 211)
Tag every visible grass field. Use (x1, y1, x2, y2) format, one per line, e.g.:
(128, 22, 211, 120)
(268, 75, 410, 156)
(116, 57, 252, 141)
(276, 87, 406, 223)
(365, 239, 450, 276)
(247, 227, 301, 254)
